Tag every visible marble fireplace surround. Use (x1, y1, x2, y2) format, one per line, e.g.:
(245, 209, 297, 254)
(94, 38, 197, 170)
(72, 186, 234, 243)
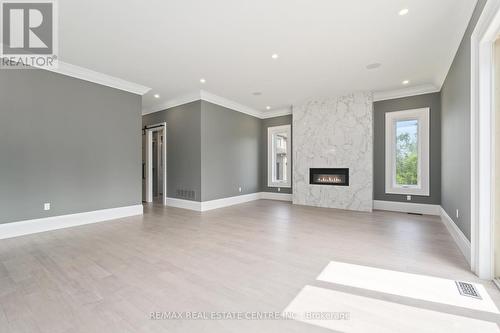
(292, 92, 373, 212)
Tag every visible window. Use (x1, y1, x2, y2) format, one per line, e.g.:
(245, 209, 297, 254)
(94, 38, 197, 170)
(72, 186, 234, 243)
(268, 125, 291, 188)
(385, 108, 430, 196)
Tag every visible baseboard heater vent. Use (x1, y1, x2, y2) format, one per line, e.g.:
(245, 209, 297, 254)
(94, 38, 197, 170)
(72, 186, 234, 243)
(455, 281, 482, 299)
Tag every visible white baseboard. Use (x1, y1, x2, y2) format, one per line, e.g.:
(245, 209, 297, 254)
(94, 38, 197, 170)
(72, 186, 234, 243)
(260, 192, 293, 201)
(440, 207, 471, 265)
(166, 192, 293, 212)
(373, 200, 441, 216)
(0, 205, 143, 240)
(165, 197, 202, 211)
(166, 194, 260, 212)
(493, 278, 500, 291)
(201, 193, 262, 211)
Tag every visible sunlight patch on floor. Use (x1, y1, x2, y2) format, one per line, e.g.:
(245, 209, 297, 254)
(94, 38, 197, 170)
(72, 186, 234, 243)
(283, 285, 500, 333)
(317, 261, 499, 313)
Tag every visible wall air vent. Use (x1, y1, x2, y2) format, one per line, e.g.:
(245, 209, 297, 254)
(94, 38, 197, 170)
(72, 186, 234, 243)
(176, 189, 196, 200)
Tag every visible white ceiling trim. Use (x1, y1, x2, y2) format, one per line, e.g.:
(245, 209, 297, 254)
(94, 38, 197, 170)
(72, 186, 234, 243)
(45, 62, 151, 95)
(200, 90, 263, 118)
(143, 90, 291, 119)
(145, 84, 444, 119)
(261, 107, 292, 119)
(142, 91, 201, 116)
(0, 55, 151, 95)
(373, 84, 440, 102)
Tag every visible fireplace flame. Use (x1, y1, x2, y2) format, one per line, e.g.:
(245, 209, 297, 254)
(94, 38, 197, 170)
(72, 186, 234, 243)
(318, 175, 343, 183)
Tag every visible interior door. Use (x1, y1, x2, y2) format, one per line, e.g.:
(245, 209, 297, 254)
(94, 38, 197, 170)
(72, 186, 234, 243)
(142, 133, 146, 201)
(158, 134, 163, 196)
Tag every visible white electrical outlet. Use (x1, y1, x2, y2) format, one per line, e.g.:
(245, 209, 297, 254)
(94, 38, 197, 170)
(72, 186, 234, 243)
(278, 187, 281, 192)
(238, 187, 242, 193)
(456, 209, 459, 219)
(406, 195, 411, 201)
(44, 203, 51, 211)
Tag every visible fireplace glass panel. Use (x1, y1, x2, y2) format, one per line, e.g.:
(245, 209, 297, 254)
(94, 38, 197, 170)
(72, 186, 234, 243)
(309, 168, 349, 186)
(313, 174, 346, 185)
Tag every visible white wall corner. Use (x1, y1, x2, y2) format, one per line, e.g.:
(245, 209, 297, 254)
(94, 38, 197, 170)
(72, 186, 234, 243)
(0, 205, 143, 240)
(373, 200, 441, 216)
(440, 207, 471, 265)
(469, 0, 500, 281)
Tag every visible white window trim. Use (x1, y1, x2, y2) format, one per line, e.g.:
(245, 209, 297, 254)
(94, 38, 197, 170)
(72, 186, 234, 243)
(385, 108, 430, 196)
(268, 125, 291, 188)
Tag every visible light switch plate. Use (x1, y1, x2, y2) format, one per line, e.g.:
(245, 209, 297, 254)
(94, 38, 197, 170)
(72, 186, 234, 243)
(44, 203, 51, 211)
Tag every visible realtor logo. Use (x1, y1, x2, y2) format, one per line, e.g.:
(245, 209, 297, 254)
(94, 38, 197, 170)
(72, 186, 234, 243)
(1, 0, 58, 68)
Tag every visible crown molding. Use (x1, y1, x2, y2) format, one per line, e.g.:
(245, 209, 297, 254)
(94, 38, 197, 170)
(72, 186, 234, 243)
(199, 90, 262, 118)
(47, 61, 151, 95)
(373, 83, 440, 102)
(143, 90, 291, 119)
(147, 83, 440, 117)
(0, 55, 151, 95)
(142, 91, 201, 116)
(261, 107, 292, 119)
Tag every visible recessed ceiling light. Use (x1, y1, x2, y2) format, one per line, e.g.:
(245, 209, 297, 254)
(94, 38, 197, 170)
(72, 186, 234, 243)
(200, 78, 206, 84)
(252, 92, 262, 96)
(154, 94, 160, 99)
(402, 80, 410, 85)
(271, 54, 279, 59)
(266, 106, 271, 110)
(399, 8, 409, 16)
(366, 63, 382, 70)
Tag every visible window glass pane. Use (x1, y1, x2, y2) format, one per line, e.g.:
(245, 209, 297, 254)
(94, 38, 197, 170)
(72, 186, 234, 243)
(274, 133, 288, 182)
(395, 120, 418, 186)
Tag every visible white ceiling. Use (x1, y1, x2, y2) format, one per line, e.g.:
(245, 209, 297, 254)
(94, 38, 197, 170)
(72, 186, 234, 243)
(58, 0, 477, 115)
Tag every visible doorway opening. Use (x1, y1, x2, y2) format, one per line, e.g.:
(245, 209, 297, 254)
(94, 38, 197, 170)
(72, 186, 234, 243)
(142, 123, 167, 205)
(471, 0, 500, 280)
(495, 39, 500, 285)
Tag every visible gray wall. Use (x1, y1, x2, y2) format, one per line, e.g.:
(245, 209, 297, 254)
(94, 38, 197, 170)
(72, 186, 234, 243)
(142, 101, 202, 201)
(201, 101, 261, 201)
(0, 69, 142, 224)
(143, 102, 291, 201)
(261, 115, 293, 194)
(441, 0, 487, 241)
(373, 93, 441, 204)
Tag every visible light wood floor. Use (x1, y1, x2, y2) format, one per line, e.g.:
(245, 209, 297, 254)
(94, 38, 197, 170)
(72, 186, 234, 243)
(1, 200, 499, 332)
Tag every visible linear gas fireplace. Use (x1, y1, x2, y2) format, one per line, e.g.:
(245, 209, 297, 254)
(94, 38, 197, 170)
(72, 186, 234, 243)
(310, 168, 349, 186)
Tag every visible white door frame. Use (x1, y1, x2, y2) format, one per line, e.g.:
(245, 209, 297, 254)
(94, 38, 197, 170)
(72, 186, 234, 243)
(471, 0, 500, 280)
(144, 122, 167, 205)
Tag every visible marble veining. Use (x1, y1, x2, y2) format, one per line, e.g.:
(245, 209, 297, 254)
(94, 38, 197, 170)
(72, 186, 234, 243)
(292, 92, 373, 212)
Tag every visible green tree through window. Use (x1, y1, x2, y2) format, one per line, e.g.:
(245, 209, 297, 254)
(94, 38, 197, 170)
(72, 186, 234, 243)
(395, 120, 418, 186)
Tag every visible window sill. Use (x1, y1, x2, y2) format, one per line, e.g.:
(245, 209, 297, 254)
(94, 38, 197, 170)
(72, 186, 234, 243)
(268, 183, 291, 188)
(385, 188, 430, 196)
